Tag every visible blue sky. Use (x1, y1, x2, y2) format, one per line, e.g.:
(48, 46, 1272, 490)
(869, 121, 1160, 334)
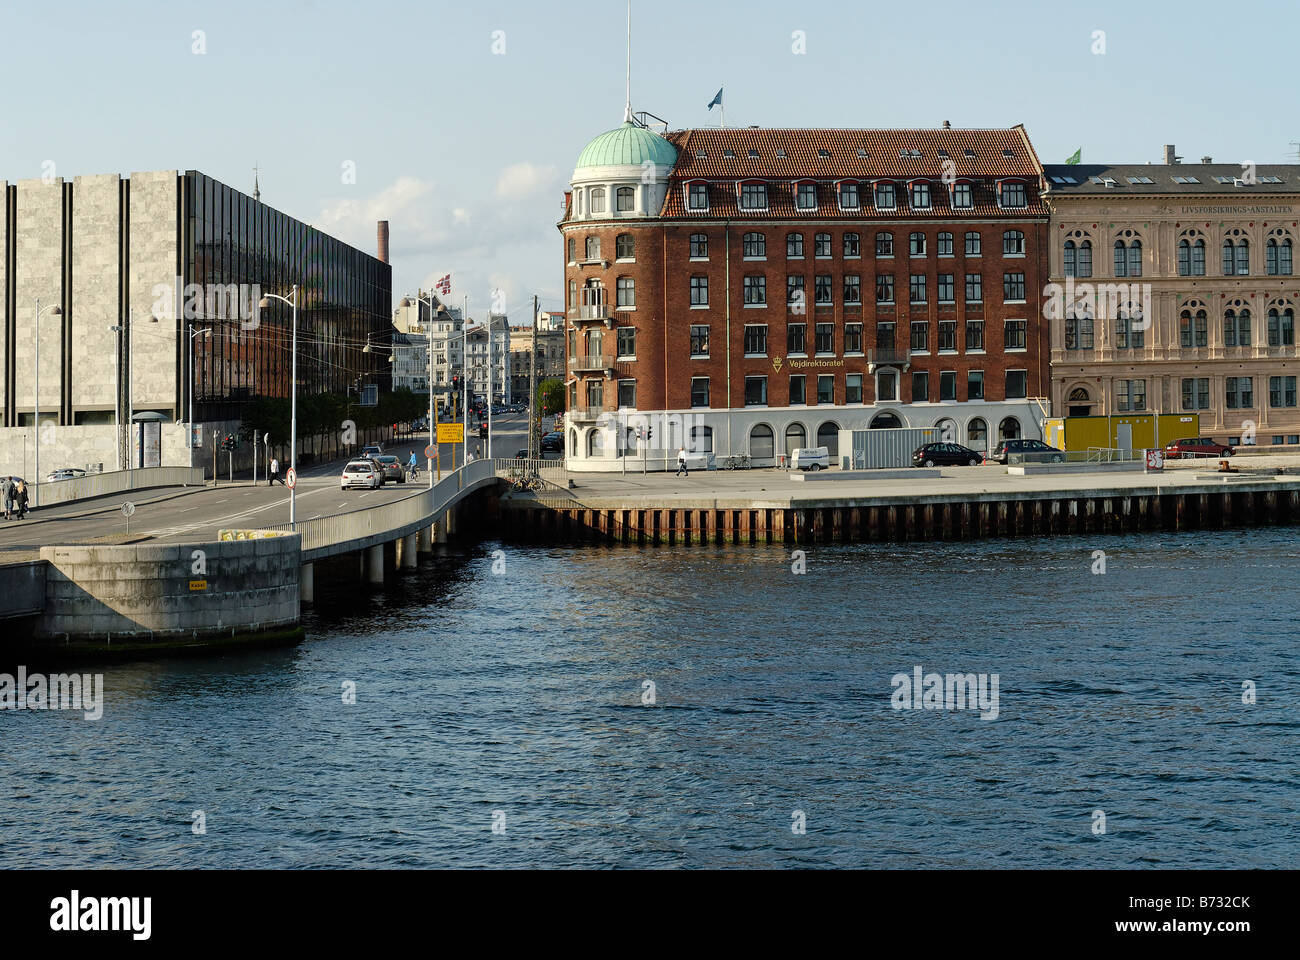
(2, 0, 1296, 322)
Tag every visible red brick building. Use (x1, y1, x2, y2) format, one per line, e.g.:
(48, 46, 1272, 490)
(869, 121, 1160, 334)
(560, 118, 1050, 470)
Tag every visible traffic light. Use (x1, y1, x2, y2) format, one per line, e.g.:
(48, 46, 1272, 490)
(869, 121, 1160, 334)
(221, 434, 238, 451)
(646, 426, 652, 442)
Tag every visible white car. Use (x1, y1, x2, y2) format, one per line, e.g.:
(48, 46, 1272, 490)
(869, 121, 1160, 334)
(341, 460, 382, 490)
(790, 446, 831, 471)
(45, 468, 87, 482)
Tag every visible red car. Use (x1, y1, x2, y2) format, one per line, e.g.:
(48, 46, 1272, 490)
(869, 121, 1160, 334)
(1165, 437, 1234, 459)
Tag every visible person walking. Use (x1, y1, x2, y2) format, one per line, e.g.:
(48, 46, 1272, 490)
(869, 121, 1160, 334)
(407, 450, 418, 480)
(2, 476, 13, 520)
(676, 447, 689, 477)
(269, 456, 281, 486)
(15, 479, 28, 519)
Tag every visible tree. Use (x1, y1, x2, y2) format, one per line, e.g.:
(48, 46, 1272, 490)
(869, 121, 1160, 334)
(538, 378, 565, 416)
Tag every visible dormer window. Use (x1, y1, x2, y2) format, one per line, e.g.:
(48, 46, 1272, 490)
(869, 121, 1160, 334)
(696, 149, 707, 159)
(687, 182, 708, 211)
(838, 181, 860, 209)
(910, 181, 931, 209)
(857, 148, 869, 158)
(724, 149, 736, 159)
(590, 187, 606, 214)
(1003, 149, 1014, 158)
(747, 149, 759, 159)
(937, 149, 949, 159)
(951, 182, 973, 209)
(999, 181, 1027, 208)
(615, 186, 636, 212)
(795, 182, 817, 211)
(874, 181, 896, 210)
(817, 149, 830, 159)
(739, 182, 768, 210)
(775, 148, 787, 158)
(964, 149, 975, 158)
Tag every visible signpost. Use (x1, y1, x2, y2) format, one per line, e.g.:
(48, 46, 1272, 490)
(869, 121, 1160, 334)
(1144, 448, 1165, 473)
(121, 500, 135, 537)
(285, 467, 298, 490)
(425, 444, 439, 481)
(437, 423, 464, 470)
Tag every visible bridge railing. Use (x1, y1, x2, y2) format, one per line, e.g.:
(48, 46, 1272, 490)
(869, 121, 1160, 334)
(29, 466, 207, 507)
(493, 458, 569, 495)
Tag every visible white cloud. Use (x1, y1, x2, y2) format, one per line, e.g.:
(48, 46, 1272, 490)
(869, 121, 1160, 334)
(495, 162, 559, 199)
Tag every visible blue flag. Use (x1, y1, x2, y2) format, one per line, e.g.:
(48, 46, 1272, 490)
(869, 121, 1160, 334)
(707, 87, 723, 110)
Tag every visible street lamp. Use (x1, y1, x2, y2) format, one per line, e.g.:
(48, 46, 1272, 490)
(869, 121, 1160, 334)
(400, 294, 437, 485)
(32, 299, 63, 507)
(188, 323, 212, 467)
(258, 284, 298, 527)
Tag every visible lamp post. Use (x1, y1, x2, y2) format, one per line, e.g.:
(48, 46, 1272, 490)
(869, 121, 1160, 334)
(259, 285, 298, 527)
(32, 298, 63, 507)
(188, 322, 211, 468)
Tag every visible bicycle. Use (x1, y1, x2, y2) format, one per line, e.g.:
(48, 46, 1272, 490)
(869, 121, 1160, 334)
(724, 454, 751, 470)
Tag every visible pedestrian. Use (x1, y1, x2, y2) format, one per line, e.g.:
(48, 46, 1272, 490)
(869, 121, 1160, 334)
(15, 479, 28, 519)
(676, 447, 688, 477)
(2, 476, 13, 520)
(269, 456, 280, 486)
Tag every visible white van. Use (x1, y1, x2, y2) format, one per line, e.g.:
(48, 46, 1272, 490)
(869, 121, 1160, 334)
(790, 446, 830, 471)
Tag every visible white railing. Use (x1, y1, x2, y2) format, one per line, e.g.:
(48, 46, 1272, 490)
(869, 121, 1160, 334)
(32, 467, 206, 507)
(494, 458, 570, 496)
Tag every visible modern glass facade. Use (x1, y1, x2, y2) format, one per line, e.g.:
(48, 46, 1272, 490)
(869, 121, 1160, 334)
(184, 171, 391, 422)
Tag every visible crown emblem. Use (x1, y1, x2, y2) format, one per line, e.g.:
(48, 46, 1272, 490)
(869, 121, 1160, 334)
(772, 356, 784, 372)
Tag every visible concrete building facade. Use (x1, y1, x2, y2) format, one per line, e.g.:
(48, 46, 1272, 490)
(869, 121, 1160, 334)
(509, 326, 564, 402)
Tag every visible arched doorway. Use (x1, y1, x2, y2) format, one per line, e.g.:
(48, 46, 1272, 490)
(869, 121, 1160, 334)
(784, 422, 806, 454)
(935, 417, 957, 444)
(1067, 386, 1092, 417)
(967, 418, 988, 453)
(870, 412, 902, 429)
(816, 421, 840, 457)
(999, 417, 1021, 441)
(750, 423, 775, 460)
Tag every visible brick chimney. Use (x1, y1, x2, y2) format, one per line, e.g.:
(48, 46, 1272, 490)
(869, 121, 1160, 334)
(1162, 144, 1178, 165)
(377, 220, 390, 263)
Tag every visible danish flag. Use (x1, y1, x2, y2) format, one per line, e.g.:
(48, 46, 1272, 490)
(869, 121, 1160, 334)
(435, 274, 452, 295)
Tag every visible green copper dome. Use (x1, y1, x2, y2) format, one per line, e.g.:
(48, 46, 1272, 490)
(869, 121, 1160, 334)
(575, 122, 678, 171)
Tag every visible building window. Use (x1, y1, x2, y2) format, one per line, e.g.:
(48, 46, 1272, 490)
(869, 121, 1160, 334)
(1179, 309, 1208, 348)
(845, 323, 863, 353)
(1224, 308, 1251, 347)
(1004, 319, 1027, 349)
(1223, 238, 1250, 276)
(1267, 238, 1294, 276)
(876, 274, 895, 304)
(909, 275, 927, 303)
(843, 232, 860, 257)
(743, 324, 768, 356)
(846, 373, 863, 404)
(910, 182, 931, 208)
(1270, 376, 1298, 408)
(965, 231, 982, 256)
(784, 422, 807, 453)
(789, 374, 806, 404)
(876, 231, 894, 256)
(787, 233, 805, 258)
(966, 320, 985, 351)
(875, 181, 896, 209)
(844, 275, 862, 304)
(1226, 376, 1253, 409)
(1116, 312, 1145, 349)
(909, 232, 927, 256)
(568, 279, 577, 309)
(1064, 239, 1092, 278)
(690, 325, 710, 358)
(951, 183, 972, 209)
(912, 371, 929, 402)
(969, 417, 988, 448)
(1268, 308, 1295, 346)
(1178, 237, 1206, 276)
(910, 321, 929, 352)
(617, 379, 636, 408)
(743, 275, 767, 305)
(1180, 377, 1210, 410)
(591, 187, 607, 213)
(1004, 273, 1026, 301)
(616, 277, 635, 307)
(617, 327, 636, 359)
(742, 232, 766, 258)
(838, 182, 859, 209)
(691, 377, 710, 407)
(938, 274, 955, 303)
(1005, 370, 1028, 399)
(687, 183, 708, 211)
(965, 274, 983, 303)
(999, 417, 1022, 440)
(876, 322, 896, 350)
(740, 183, 768, 210)
(938, 320, 956, 352)
(938, 370, 956, 401)
(1114, 239, 1141, 277)
(787, 275, 805, 305)
(968, 370, 984, 400)
(796, 182, 817, 210)
(815, 322, 834, 354)
(585, 379, 604, 409)
(814, 233, 832, 258)
(616, 186, 635, 212)
(1000, 182, 1027, 207)
(750, 424, 775, 459)
(787, 323, 806, 355)
(744, 376, 768, 406)
(567, 237, 576, 262)
(616, 233, 634, 259)
(814, 275, 832, 305)
(937, 232, 954, 257)
(877, 370, 898, 401)
(690, 233, 708, 258)
(690, 275, 708, 306)
(816, 375, 834, 405)
(1117, 379, 1146, 412)
(1003, 230, 1025, 256)
(585, 236, 601, 260)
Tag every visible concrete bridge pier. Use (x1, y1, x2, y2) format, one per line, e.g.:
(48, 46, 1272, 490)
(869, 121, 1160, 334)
(399, 533, 418, 569)
(363, 544, 384, 584)
(417, 526, 433, 553)
(301, 562, 314, 604)
(434, 517, 448, 544)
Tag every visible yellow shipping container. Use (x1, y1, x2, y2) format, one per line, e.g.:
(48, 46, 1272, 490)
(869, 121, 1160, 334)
(1045, 414, 1200, 453)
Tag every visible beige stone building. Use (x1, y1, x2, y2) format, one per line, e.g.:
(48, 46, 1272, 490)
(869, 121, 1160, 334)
(509, 326, 564, 401)
(1043, 148, 1300, 447)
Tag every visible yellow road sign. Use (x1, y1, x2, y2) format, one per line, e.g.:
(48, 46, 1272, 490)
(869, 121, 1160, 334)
(437, 423, 464, 444)
(189, 580, 208, 591)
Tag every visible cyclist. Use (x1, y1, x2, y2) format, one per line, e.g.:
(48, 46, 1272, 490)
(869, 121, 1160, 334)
(407, 450, 418, 479)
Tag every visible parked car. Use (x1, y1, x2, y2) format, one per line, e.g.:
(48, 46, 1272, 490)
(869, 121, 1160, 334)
(1165, 437, 1234, 459)
(44, 467, 87, 482)
(791, 446, 831, 471)
(361, 443, 384, 459)
(341, 460, 382, 490)
(990, 438, 1065, 464)
(540, 431, 564, 453)
(912, 443, 986, 467)
(374, 455, 405, 483)
(515, 448, 529, 460)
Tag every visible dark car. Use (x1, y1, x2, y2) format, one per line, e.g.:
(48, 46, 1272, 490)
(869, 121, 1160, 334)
(1165, 437, 1234, 459)
(912, 442, 986, 467)
(540, 431, 564, 453)
(990, 438, 1065, 464)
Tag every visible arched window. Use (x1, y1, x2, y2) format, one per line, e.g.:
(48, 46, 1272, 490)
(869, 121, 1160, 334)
(935, 417, 957, 443)
(784, 422, 806, 454)
(588, 428, 606, 457)
(1178, 237, 1206, 276)
(875, 231, 894, 256)
(870, 412, 902, 429)
(1180, 308, 1208, 348)
(743, 232, 766, 258)
(999, 417, 1021, 441)
(624, 427, 638, 454)
(1003, 230, 1025, 255)
(1268, 307, 1295, 347)
(816, 421, 840, 457)
(585, 236, 601, 260)
(689, 233, 708, 258)
(968, 417, 988, 450)
(590, 187, 606, 214)
(749, 424, 775, 460)
(1267, 236, 1294, 276)
(1113, 239, 1127, 277)
(1064, 233, 1092, 277)
(615, 186, 635, 212)
(1128, 238, 1142, 276)
(1224, 308, 1252, 347)
(616, 234, 635, 259)
(1223, 231, 1250, 275)
(689, 425, 713, 453)
(569, 428, 578, 453)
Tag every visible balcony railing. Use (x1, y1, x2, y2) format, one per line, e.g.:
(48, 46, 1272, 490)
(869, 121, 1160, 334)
(569, 302, 614, 324)
(868, 347, 911, 371)
(567, 407, 607, 422)
(568, 355, 613, 373)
